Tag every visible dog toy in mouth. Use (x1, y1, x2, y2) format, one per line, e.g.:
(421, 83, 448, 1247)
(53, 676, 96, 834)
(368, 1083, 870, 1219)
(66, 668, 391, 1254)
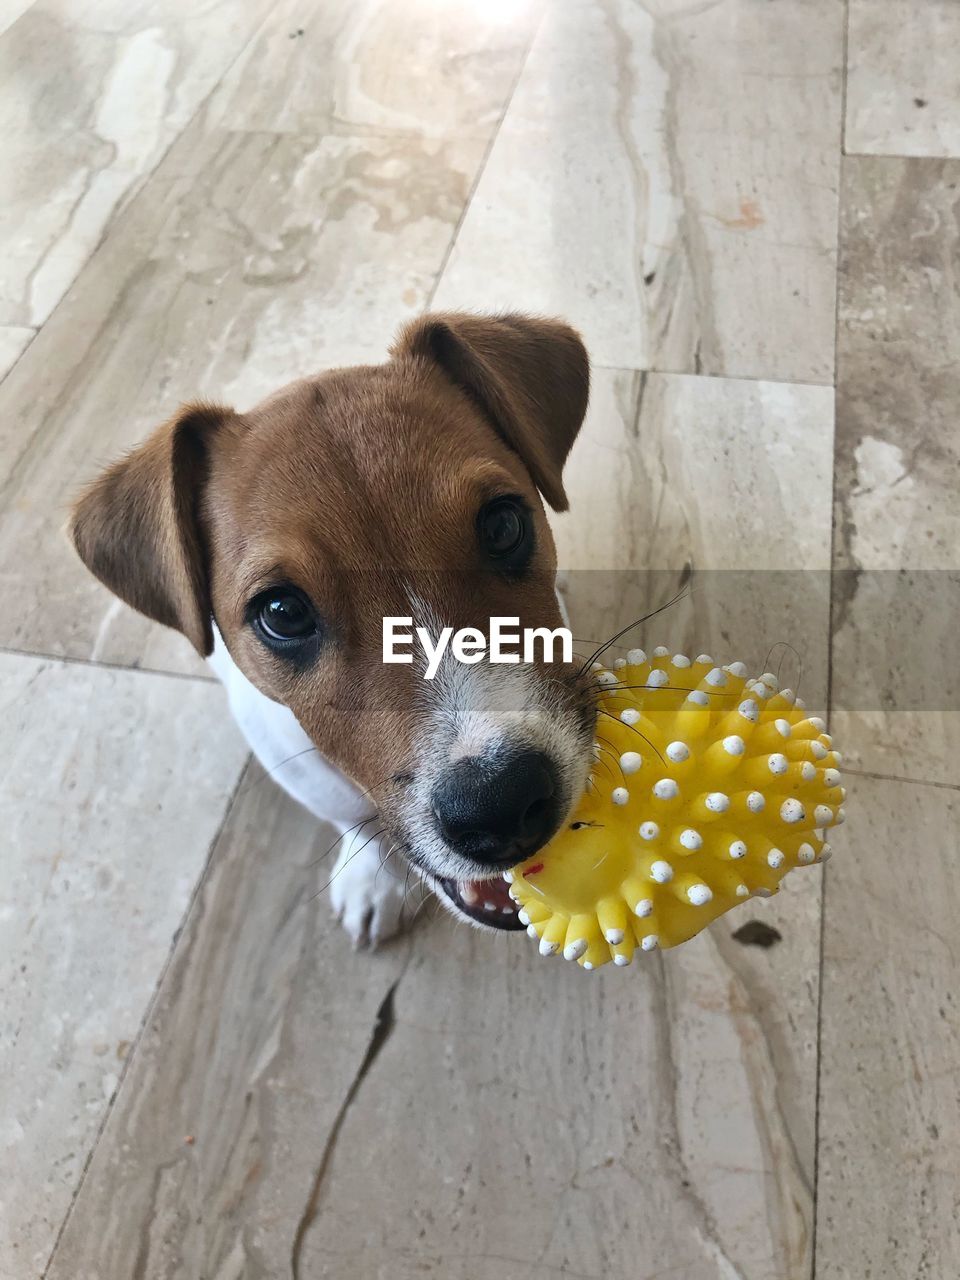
(507, 648, 844, 970)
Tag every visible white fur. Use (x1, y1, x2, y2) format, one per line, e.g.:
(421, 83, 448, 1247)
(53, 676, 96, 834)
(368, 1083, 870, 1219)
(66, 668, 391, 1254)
(209, 627, 408, 947)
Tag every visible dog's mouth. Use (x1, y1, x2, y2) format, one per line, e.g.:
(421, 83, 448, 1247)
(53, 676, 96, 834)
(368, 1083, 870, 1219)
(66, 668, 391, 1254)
(438, 874, 524, 930)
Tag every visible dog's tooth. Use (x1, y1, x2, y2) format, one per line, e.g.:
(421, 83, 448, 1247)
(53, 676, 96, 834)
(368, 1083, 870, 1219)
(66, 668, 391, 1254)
(459, 882, 480, 906)
(500, 904, 515, 914)
(483, 901, 496, 912)
(502, 869, 514, 883)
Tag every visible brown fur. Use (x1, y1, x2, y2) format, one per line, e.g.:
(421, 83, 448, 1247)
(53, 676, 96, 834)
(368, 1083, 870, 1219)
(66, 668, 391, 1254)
(70, 313, 591, 820)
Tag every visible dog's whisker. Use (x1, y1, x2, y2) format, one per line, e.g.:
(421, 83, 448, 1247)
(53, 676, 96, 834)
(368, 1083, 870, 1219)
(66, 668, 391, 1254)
(596, 707, 665, 765)
(408, 878, 435, 926)
(598, 682, 736, 699)
(310, 826, 386, 901)
(306, 814, 379, 869)
(302, 760, 419, 872)
(567, 635, 635, 649)
(233, 745, 320, 799)
(591, 738, 620, 777)
(341, 767, 414, 812)
(576, 582, 692, 675)
(374, 845, 405, 886)
(594, 732, 624, 765)
(767, 639, 804, 701)
(590, 749, 615, 780)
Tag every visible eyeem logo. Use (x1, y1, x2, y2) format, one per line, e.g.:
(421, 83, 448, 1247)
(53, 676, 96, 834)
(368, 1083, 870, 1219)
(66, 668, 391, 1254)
(383, 616, 573, 680)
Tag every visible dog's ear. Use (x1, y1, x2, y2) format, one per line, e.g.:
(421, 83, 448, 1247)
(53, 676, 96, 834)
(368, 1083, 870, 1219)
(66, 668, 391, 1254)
(392, 312, 589, 511)
(69, 402, 229, 657)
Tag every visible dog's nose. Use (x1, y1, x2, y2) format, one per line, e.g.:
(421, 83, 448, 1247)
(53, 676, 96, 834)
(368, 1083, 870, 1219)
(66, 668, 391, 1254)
(431, 750, 559, 865)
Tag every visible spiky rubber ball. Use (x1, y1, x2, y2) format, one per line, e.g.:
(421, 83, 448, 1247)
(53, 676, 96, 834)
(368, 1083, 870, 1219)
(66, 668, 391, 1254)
(507, 647, 844, 970)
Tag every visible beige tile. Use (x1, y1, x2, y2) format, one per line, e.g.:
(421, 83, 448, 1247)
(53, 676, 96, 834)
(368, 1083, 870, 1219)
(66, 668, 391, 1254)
(552, 369, 834, 703)
(830, 567, 960, 788)
(556, 371, 835, 571)
(846, 1, 960, 158)
(832, 158, 960, 784)
(834, 159, 960, 570)
(0, 0, 35, 38)
(432, 0, 842, 383)
(0, 323, 33, 380)
(816, 774, 960, 1277)
(0, 653, 248, 1277)
(0, 124, 483, 672)
(47, 765, 817, 1279)
(207, 0, 542, 140)
(832, 711, 960, 791)
(43, 767, 410, 1279)
(293, 921, 817, 1278)
(0, 0, 273, 329)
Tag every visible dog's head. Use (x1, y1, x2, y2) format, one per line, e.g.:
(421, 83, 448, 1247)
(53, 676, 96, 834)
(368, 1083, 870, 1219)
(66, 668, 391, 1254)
(70, 313, 598, 928)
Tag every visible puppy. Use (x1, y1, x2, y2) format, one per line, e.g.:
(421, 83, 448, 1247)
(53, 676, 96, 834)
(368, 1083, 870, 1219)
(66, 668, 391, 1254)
(70, 313, 597, 946)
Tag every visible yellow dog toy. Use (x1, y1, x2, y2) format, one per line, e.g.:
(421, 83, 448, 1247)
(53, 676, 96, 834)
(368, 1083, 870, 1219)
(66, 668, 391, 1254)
(507, 648, 844, 969)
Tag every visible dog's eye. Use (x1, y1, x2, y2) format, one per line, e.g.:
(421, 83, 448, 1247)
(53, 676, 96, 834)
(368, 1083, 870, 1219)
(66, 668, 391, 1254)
(478, 497, 532, 569)
(251, 588, 320, 649)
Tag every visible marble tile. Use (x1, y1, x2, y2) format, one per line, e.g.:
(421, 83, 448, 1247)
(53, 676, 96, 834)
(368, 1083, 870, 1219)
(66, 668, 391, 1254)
(834, 159, 960, 572)
(0, 0, 35, 38)
(846, 1, 960, 158)
(834, 158, 960, 570)
(292, 922, 817, 1279)
(0, 0, 272, 330)
(552, 368, 834, 704)
(432, 0, 843, 383)
(829, 567, 960, 788)
(206, 0, 542, 141)
(816, 774, 960, 1277)
(832, 711, 960, 791)
(0, 123, 483, 672)
(832, 157, 960, 784)
(0, 653, 248, 1277)
(47, 763, 817, 1279)
(0, 324, 33, 380)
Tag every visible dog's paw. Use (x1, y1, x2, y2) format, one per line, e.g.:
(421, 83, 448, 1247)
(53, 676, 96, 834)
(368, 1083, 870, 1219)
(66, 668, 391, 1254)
(328, 832, 411, 948)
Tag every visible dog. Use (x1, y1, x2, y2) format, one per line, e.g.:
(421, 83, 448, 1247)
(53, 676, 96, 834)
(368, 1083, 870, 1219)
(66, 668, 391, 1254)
(70, 313, 597, 947)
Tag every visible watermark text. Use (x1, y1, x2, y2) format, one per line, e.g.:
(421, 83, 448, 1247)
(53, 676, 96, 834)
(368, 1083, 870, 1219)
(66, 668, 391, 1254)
(383, 616, 573, 679)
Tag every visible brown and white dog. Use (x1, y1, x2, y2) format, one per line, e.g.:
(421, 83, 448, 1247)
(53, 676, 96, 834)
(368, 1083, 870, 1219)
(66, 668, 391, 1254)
(70, 313, 598, 946)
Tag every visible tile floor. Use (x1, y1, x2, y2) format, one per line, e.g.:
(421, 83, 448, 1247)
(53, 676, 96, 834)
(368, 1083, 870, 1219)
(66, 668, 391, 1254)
(1, 1, 958, 1277)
